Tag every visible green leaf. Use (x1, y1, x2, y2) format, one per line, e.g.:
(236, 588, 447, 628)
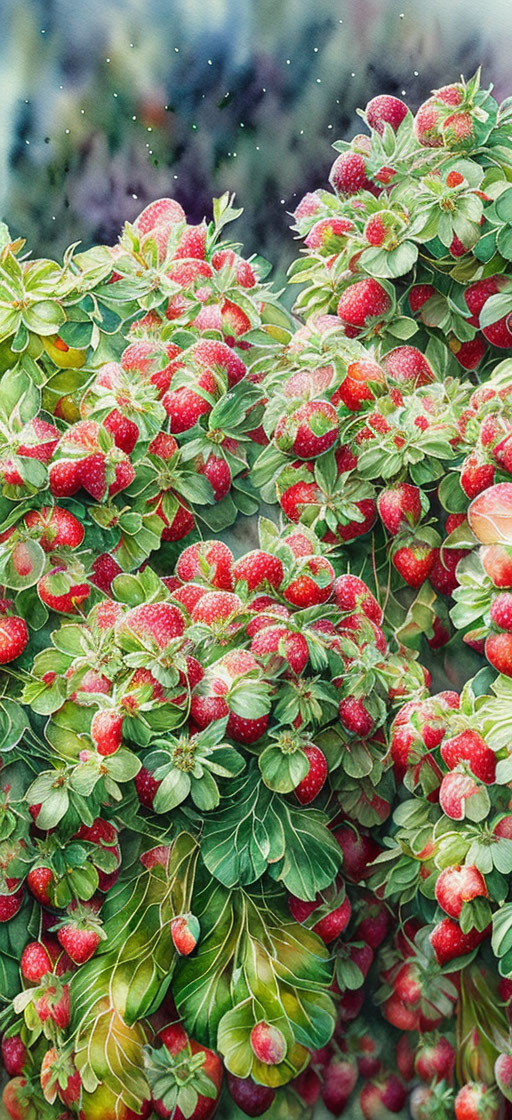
(259, 746, 309, 794)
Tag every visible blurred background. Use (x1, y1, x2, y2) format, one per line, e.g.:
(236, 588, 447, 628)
(1, 0, 512, 290)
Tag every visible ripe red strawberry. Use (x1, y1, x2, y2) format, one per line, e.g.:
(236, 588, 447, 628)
(0, 1036, 27, 1077)
(275, 400, 339, 459)
(27, 866, 54, 907)
(333, 574, 382, 624)
(226, 1074, 275, 1117)
(117, 602, 185, 649)
(490, 592, 512, 630)
(332, 358, 385, 410)
(0, 880, 23, 922)
(329, 151, 373, 196)
(415, 1035, 456, 1084)
(322, 1055, 358, 1115)
(191, 590, 242, 625)
(382, 346, 434, 387)
(176, 541, 234, 590)
(135, 197, 185, 234)
(211, 249, 256, 288)
(339, 697, 374, 737)
(294, 745, 328, 804)
(485, 631, 512, 675)
(393, 544, 436, 588)
(409, 283, 437, 315)
(430, 918, 490, 965)
(103, 408, 139, 454)
(435, 865, 488, 918)
(465, 276, 508, 326)
(134, 766, 161, 809)
(170, 913, 200, 956)
(451, 336, 487, 370)
(283, 556, 335, 607)
(163, 386, 213, 433)
(0, 616, 28, 664)
(360, 1075, 406, 1120)
(23, 506, 84, 551)
(482, 313, 512, 348)
(454, 1082, 500, 1120)
(365, 94, 408, 133)
(90, 552, 123, 594)
(304, 216, 355, 251)
(378, 483, 422, 535)
(334, 827, 381, 881)
(460, 454, 495, 499)
(250, 625, 309, 675)
(337, 279, 391, 331)
(440, 770, 484, 820)
(233, 550, 283, 592)
(250, 1022, 287, 1065)
(20, 941, 54, 983)
(429, 547, 466, 596)
(40, 1046, 82, 1108)
(279, 480, 321, 522)
(354, 895, 391, 949)
(441, 729, 496, 783)
(56, 917, 101, 965)
(90, 709, 123, 755)
(37, 567, 90, 614)
(194, 451, 232, 501)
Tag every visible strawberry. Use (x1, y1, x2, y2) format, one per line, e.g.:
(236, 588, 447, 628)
(482, 314, 512, 349)
(146, 1024, 222, 1120)
(134, 766, 161, 809)
(226, 1074, 275, 1117)
(481, 544, 512, 587)
(354, 895, 391, 949)
(56, 917, 101, 965)
(250, 1022, 286, 1065)
(0, 616, 28, 664)
(334, 827, 381, 881)
(495, 1053, 512, 1104)
(103, 409, 139, 454)
(451, 336, 487, 370)
(339, 697, 374, 737)
(34, 980, 71, 1030)
(2, 1077, 31, 1120)
(283, 556, 335, 607)
(279, 479, 321, 522)
(321, 1055, 358, 1115)
(332, 358, 385, 411)
(233, 550, 283, 592)
(1, 1036, 27, 1077)
(439, 770, 484, 819)
(415, 1035, 455, 1084)
(90, 552, 123, 594)
(250, 625, 309, 675)
(460, 454, 495, 499)
(135, 197, 185, 233)
(27, 866, 54, 907)
(20, 941, 54, 983)
(116, 602, 185, 649)
(409, 283, 437, 315)
(195, 451, 232, 500)
(396, 1035, 416, 1083)
(333, 574, 382, 624)
(378, 483, 422, 535)
(430, 918, 490, 965)
(360, 1075, 406, 1120)
(190, 591, 242, 625)
(485, 631, 512, 675)
(23, 507, 84, 551)
(382, 346, 434, 388)
(435, 865, 488, 918)
(170, 913, 200, 956)
(90, 709, 124, 755)
(454, 1082, 500, 1120)
(294, 745, 328, 804)
(40, 1046, 82, 1108)
(465, 277, 508, 325)
(490, 592, 512, 629)
(441, 729, 496, 783)
(17, 417, 59, 461)
(313, 896, 351, 943)
(211, 250, 256, 288)
(37, 567, 90, 614)
(365, 94, 408, 133)
(275, 400, 339, 459)
(429, 548, 466, 596)
(163, 386, 213, 433)
(392, 544, 436, 588)
(337, 279, 391, 331)
(175, 541, 234, 590)
(174, 222, 208, 259)
(329, 151, 374, 196)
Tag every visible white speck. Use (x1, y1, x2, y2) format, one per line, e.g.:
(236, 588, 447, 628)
(52, 216, 56, 220)
(80, 109, 84, 114)
(25, 139, 30, 145)
(240, 122, 244, 127)
(399, 11, 404, 16)
(401, 90, 406, 95)
(316, 78, 321, 83)
(208, 59, 212, 65)
(328, 124, 333, 129)
(59, 84, 63, 89)
(65, 128, 70, 134)
(147, 127, 153, 131)
(286, 59, 291, 65)
(40, 28, 46, 33)
(313, 47, 319, 52)
(106, 57, 110, 62)
(351, 72, 355, 77)
(132, 115, 137, 120)
(132, 193, 138, 199)
(24, 99, 29, 104)
(256, 145, 260, 150)
(262, 87, 266, 93)
(173, 174, 178, 179)
(280, 199, 285, 204)
(113, 92, 118, 97)
(413, 70, 419, 76)
(299, 129, 304, 134)
(174, 47, 179, 52)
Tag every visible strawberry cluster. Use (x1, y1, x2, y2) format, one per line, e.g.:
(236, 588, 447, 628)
(0, 530, 429, 1118)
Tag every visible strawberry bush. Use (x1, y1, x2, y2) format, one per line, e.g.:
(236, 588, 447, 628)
(4, 69, 512, 1120)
